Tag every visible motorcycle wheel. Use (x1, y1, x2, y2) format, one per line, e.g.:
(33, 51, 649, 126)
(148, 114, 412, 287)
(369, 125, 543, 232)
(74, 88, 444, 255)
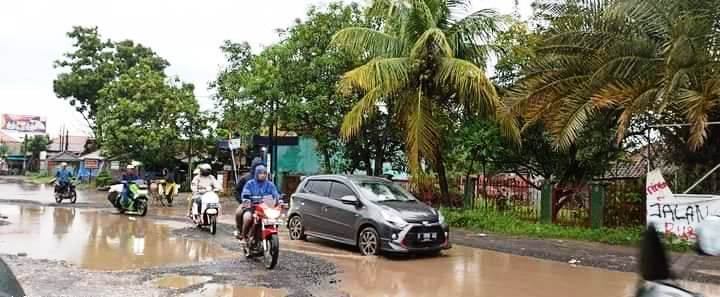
(54, 194, 62, 204)
(166, 193, 174, 206)
(70, 192, 77, 204)
(136, 200, 148, 217)
(207, 215, 216, 235)
(263, 234, 280, 269)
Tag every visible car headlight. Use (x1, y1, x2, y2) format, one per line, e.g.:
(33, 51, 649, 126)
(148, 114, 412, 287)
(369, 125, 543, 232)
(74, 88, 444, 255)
(381, 209, 408, 228)
(438, 210, 445, 225)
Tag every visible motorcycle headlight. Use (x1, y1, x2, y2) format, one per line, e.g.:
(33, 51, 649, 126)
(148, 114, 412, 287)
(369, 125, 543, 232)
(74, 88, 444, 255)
(381, 209, 408, 228)
(265, 208, 281, 220)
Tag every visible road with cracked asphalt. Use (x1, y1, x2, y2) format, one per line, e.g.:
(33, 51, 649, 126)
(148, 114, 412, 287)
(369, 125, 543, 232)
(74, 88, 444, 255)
(2, 176, 720, 297)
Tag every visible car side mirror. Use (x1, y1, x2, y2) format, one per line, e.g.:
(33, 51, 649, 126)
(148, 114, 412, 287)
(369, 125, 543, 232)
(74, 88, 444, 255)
(340, 195, 359, 206)
(697, 216, 720, 256)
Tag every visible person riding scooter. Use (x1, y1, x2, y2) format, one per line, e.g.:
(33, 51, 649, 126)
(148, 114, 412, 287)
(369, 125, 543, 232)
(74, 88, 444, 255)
(121, 165, 139, 208)
(189, 164, 218, 218)
(55, 162, 73, 193)
(237, 165, 280, 244)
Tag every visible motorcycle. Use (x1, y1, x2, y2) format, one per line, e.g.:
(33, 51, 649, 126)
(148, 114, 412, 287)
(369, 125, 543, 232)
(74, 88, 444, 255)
(191, 186, 221, 235)
(241, 195, 283, 269)
(149, 179, 177, 206)
(107, 180, 149, 216)
(636, 216, 720, 297)
(53, 180, 77, 204)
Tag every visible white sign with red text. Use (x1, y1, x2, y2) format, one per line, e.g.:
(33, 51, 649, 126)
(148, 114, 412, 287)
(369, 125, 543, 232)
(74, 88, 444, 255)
(646, 169, 720, 240)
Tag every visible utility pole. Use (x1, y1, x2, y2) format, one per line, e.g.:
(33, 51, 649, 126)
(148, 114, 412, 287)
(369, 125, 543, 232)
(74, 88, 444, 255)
(187, 119, 194, 190)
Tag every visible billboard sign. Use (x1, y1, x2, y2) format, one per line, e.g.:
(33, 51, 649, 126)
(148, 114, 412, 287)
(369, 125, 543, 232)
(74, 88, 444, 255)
(1, 114, 47, 133)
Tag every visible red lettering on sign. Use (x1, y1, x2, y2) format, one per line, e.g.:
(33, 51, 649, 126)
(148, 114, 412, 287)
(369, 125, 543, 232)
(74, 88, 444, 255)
(647, 182, 668, 195)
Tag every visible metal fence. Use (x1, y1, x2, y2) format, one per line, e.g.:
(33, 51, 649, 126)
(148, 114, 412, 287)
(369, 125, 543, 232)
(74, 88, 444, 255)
(553, 186, 591, 227)
(468, 174, 541, 221)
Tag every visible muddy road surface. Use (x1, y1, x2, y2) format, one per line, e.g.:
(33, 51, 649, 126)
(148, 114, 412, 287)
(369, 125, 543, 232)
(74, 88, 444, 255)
(2, 177, 720, 297)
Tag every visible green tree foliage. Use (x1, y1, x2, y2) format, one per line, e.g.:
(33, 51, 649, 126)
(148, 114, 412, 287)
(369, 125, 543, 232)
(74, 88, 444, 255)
(511, 0, 720, 151)
(96, 61, 201, 168)
(0, 144, 8, 158)
(332, 0, 518, 195)
(213, 2, 404, 174)
(23, 135, 51, 171)
(53, 26, 169, 139)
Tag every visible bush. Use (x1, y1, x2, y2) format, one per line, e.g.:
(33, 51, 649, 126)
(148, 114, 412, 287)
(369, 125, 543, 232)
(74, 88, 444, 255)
(96, 170, 112, 187)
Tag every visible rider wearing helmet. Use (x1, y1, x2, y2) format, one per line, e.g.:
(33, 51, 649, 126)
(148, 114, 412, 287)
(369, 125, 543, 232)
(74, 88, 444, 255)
(189, 164, 218, 218)
(55, 162, 73, 193)
(121, 164, 139, 207)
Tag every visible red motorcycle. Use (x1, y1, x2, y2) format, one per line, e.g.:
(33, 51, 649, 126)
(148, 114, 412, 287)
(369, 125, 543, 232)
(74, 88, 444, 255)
(242, 195, 282, 269)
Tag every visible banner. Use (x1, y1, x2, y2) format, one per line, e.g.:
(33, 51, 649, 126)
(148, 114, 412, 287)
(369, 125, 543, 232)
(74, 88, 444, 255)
(1, 114, 47, 133)
(646, 169, 720, 239)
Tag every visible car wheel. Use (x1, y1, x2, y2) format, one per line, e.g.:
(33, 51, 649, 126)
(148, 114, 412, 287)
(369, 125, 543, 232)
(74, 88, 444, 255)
(288, 216, 306, 240)
(358, 227, 380, 256)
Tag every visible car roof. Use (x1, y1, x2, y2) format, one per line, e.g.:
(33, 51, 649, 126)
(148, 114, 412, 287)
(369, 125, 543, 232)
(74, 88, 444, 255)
(304, 174, 390, 183)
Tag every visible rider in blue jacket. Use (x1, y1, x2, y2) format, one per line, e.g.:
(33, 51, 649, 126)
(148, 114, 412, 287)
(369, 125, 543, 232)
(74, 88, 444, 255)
(237, 165, 280, 243)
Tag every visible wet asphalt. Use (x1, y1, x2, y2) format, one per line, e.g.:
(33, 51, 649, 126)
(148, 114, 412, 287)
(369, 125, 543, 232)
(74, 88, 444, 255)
(2, 177, 720, 297)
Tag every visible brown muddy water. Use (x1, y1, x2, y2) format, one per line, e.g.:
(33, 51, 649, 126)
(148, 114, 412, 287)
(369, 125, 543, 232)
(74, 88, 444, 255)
(0, 204, 226, 270)
(283, 236, 720, 297)
(178, 283, 288, 297)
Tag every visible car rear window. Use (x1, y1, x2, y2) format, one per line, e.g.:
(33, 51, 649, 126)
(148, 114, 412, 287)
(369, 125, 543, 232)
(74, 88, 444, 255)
(329, 182, 354, 199)
(304, 180, 331, 197)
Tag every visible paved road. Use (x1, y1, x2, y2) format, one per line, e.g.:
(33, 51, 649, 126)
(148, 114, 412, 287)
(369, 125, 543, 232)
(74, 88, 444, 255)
(1, 177, 720, 297)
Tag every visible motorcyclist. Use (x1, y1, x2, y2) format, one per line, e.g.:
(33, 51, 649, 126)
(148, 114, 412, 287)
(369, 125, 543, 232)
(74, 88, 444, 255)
(162, 167, 178, 198)
(121, 165, 139, 207)
(237, 165, 280, 244)
(234, 157, 264, 236)
(189, 164, 218, 218)
(54, 162, 73, 193)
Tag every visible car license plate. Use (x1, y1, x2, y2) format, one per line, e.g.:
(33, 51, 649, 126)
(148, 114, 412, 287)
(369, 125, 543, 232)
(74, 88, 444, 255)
(418, 232, 437, 242)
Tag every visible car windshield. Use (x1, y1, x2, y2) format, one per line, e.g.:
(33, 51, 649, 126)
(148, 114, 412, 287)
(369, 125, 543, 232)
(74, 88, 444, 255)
(356, 181, 416, 202)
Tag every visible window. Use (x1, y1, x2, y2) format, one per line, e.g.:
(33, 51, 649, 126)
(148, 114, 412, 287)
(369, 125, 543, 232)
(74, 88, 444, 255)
(329, 182, 355, 200)
(304, 180, 331, 197)
(356, 181, 416, 202)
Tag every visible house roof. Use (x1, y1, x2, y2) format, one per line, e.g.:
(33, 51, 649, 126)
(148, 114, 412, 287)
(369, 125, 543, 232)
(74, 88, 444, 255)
(47, 136, 90, 153)
(0, 130, 20, 144)
(80, 150, 105, 160)
(49, 151, 80, 162)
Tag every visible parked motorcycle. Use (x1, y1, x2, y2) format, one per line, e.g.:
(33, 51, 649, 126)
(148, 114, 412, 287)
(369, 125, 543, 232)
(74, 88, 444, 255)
(242, 195, 282, 269)
(107, 180, 149, 216)
(191, 186, 221, 235)
(53, 180, 77, 204)
(149, 179, 176, 206)
(635, 216, 720, 297)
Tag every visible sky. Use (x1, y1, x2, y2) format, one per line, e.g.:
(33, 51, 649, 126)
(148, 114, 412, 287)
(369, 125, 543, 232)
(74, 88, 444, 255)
(0, 0, 533, 137)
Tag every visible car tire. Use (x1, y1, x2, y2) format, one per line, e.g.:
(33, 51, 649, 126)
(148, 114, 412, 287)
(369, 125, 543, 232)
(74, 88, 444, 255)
(358, 227, 381, 256)
(288, 216, 307, 241)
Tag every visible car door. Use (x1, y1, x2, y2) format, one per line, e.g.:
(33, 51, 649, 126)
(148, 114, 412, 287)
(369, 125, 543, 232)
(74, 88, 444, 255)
(324, 181, 362, 242)
(299, 180, 332, 235)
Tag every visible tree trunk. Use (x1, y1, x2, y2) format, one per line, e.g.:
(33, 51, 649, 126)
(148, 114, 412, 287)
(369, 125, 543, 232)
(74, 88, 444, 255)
(373, 139, 384, 176)
(435, 148, 449, 196)
(322, 148, 332, 174)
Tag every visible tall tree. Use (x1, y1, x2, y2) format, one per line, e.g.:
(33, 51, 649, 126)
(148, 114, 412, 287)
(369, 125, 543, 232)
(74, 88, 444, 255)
(23, 135, 51, 171)
(511, 0, 720, 151)
(332, 0, 517, 195)
(96, 61, 200, 168)
(53, 26, 169, 140)
(213, 3, 404, 174)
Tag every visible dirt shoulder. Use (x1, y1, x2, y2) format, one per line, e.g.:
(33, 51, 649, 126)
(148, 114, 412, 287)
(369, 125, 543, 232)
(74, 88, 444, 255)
(451, 228, 720, 283)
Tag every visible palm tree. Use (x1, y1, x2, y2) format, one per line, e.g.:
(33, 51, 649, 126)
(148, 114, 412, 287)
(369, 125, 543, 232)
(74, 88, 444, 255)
(511, 0, 720, 150)
(332, 0, 517, 195)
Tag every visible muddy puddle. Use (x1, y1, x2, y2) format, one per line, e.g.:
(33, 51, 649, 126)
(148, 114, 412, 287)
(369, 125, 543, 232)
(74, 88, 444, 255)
(284, 237, 720, 297)
(0, 178, 107, 204)
(0, 204, 226, 270)
(183, 283, 288, 297)
(153, 275, 213, 289)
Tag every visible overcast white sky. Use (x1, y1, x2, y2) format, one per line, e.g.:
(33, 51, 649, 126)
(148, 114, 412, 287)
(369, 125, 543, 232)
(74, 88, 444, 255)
(0, 0, 532, 137)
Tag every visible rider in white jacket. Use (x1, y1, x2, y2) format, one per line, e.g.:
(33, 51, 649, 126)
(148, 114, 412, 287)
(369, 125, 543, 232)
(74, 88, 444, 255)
(188, 164, 218, 218)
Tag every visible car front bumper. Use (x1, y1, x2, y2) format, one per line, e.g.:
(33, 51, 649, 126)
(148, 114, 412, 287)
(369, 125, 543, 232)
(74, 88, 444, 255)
(380, 222, 451, 253)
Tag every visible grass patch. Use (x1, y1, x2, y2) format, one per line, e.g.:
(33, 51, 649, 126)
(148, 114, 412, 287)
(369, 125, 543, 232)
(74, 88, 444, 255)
(26, 171, 54, 185)
(442, 208, 694, 252)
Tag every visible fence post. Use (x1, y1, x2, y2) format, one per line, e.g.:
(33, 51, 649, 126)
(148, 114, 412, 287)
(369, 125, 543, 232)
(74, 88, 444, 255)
(540, 182, 552, 224)
(590, 183, 605, 229)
